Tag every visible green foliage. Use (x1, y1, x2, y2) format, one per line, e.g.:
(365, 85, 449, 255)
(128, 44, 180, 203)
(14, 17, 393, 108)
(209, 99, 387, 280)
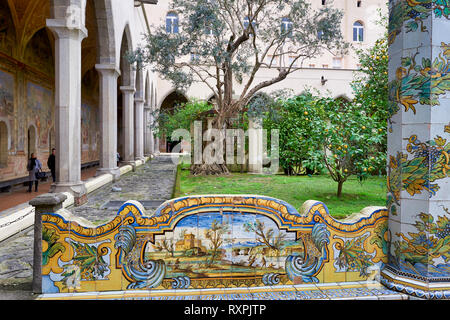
(129, 0, 346, 113)
(319, 99, 386, 196)
(261, 88, 385, 197)
(264, 92, 327, 175)
(157, 99, 212, 139)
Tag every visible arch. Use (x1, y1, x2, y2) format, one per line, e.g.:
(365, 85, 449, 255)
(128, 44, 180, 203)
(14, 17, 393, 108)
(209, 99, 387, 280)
(207, 94, 216, 104)
(158, 90, 189, 153)
(119, 24, 134, 87)
(92, 0, 116, 65)
(0, 121, 8, 167)
(158, 90, 188, 111)
(158, 90, 189, 110)
(27, 124, 37, 159)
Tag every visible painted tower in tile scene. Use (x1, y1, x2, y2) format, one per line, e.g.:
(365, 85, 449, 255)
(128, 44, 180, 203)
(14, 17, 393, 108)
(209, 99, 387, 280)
(381, 0, 450, 299)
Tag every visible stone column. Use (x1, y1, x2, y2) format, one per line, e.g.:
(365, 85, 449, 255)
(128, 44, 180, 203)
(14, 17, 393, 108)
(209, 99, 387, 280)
(95, 64, 121, 180)
(144, 104, 154, 156)
(248, 117, 263, 174)
(381, 1, 450, 299)
(155, 136, 160, 154)
(46, 19, 87, 204)
(120, 86, 136, 164)
(30, 193, 67, 294)
(134, 98, 145, 161)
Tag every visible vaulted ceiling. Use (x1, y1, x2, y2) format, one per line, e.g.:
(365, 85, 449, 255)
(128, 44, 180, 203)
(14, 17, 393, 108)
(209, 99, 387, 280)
(2, 0, 99, 76)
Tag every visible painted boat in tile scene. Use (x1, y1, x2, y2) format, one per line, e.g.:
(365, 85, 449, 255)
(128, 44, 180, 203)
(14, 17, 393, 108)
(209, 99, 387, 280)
(40, 195, 389, 294)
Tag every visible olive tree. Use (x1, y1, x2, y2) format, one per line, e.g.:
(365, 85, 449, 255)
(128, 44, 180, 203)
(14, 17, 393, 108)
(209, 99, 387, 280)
(131, 0, 346, 175)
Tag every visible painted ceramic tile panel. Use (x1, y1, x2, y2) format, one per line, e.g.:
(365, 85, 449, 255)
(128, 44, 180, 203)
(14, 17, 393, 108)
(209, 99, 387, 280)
(40, 196, 388, 294)
(385, 0, 450, 296)
(388, 0, 450, 47)
(388, 204, 450, 281)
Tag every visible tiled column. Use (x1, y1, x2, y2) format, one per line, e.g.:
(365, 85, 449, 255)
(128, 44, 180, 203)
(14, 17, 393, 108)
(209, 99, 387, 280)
(95, 64, 120, 180)
(248, 117, 263, 174)
(134, 98, 145, 161)
(381, 0, 450, 299)
(120, 86, 136, 164)
(46, 18, 87, 204)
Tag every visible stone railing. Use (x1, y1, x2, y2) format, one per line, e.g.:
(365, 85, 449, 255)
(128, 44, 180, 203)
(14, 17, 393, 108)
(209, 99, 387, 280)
(32, 194, 388, 294)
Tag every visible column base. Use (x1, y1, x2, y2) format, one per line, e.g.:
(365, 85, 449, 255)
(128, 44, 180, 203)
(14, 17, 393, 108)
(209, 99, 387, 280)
(248, 165, 263, 174)
(381, 265, 450, 299)
(95, 167, 121, 182)
(50, 182, 87, 206)
(122, 161, 137, 171)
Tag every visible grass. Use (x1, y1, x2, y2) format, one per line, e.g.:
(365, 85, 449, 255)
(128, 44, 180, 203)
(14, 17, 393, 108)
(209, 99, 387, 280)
(176, 167, 387, 219)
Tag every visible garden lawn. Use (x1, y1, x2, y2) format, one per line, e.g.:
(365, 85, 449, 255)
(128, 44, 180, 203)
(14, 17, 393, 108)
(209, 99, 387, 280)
(176, 169, 387, 219)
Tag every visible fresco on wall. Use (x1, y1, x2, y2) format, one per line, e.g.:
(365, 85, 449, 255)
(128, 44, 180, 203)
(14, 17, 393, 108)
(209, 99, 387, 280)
(81, 103, 99, 162)
(26, 82, 53, 151)
(0, 69, 14, 117)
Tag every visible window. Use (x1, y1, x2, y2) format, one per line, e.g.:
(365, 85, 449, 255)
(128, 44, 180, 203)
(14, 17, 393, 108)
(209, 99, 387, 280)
(309, 63, 315, 68)
(322, 0, 326, 5)
(332, 57, 342, 68)
(281, 17, 293, 37)
(357, 1, 362, 7)
(317, 30, 324, 40)
(244, 16, 257, 34)
(265, 55, 278, 66)
(353, 21, 364, 42)
(204, 26, 213, 35)
(288, 56, 297, 67)
(322, 64, 329, 68)
(191, 53, 200, 62)
(166, 12, 179, 34)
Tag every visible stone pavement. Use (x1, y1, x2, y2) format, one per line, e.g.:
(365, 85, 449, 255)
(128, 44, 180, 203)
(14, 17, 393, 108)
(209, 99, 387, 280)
(0, 155, 179, 299)
(68, 155, 179, 224)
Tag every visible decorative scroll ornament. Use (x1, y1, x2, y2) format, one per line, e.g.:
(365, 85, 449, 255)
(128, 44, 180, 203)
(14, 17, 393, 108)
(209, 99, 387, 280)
(262, 273, 281, 286)
(114, 225, 166, 289)
(285, 223, 330, 283)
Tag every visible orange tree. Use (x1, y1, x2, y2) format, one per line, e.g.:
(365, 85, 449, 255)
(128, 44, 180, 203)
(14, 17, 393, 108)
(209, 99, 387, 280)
(262, 92, 327, 175)
(319, 97, 385, 198)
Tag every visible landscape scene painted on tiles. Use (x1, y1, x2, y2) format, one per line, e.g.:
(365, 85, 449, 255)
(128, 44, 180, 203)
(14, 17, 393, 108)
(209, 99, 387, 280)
(145, 212, 301, 279)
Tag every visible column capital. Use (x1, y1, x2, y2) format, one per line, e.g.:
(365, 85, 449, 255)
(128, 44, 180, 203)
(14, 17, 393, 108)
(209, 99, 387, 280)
(95, 64, 121, 77)
(120, 86, 136, 94)
(46, 18, 88, 41)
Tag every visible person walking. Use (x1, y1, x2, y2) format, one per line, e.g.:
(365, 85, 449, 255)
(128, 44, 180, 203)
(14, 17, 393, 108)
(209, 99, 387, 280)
(47, 148, 56, 182)
(27, 153, 42, 192)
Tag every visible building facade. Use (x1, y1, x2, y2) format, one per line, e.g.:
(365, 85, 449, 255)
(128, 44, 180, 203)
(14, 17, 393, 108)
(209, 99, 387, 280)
(146, 0, 388, 120)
